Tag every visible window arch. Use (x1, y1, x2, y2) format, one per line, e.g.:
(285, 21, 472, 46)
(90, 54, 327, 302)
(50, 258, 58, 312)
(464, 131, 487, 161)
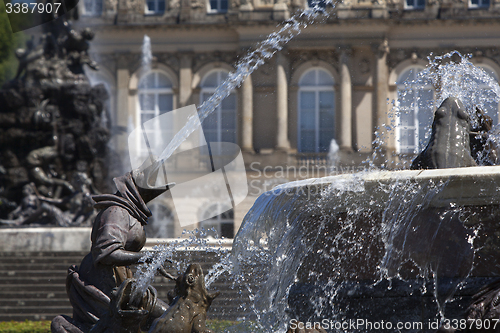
(396, 66, 435, 154)
(297, 68, 335, 153)
(200, 69, 237, 145)
(137, 71, 174, 159)
(199, 203, 234, 238)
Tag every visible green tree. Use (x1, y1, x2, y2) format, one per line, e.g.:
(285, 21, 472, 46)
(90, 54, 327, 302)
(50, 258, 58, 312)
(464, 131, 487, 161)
(0, 1, 25, 86)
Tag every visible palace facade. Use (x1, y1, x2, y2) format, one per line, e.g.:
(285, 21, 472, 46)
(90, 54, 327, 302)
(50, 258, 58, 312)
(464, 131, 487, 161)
(74, 0, 500, 238)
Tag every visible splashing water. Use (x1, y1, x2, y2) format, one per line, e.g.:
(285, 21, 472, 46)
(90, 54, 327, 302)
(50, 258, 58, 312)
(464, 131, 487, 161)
(132, 0, 339, 306)
(141, 35, 152, 71)
(231, 168, 489, 332)
(132, 229, 232, 301)
(390, 51, 500, 160)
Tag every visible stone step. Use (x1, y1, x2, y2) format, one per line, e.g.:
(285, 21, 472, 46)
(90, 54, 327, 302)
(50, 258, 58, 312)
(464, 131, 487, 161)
(0, 305, 72, 314)
(0, 251, 252, 322)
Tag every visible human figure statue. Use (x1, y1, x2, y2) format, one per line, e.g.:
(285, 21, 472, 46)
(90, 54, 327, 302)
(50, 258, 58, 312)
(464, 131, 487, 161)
(470, 107, 500, 166)
(26, 146, 75, 195)
(0, 182, 91, 227)
(51, 169, 175, 333)
(411, 97, 477, 170)
(60, 21, 99, 73)
(0, 183, 41, 226)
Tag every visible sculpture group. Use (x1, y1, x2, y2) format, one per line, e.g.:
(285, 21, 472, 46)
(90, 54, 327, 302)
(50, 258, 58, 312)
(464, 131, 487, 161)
(51, 168, 219, 333)
(0, 15, 110, 227)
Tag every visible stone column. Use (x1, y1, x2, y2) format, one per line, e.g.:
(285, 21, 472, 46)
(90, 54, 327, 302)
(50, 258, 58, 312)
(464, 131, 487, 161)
(116, 64, 130, 156)
(179, 54, 193, 107)
(241, 74, 254, 152)
(339, 47, 353, 151)
(276, 53, 290, 150)
(273, 0, 289, 20)
(374, 39, 390, 146)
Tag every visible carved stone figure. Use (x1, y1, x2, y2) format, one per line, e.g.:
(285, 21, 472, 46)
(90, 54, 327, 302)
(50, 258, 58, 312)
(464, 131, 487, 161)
(470, 107, 500, 166)
(411, 97, 477, 170)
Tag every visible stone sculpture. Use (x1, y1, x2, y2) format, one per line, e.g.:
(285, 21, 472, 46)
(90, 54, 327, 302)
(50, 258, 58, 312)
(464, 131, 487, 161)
(470, 107, 500, 166)
(0, 14, 110, 226)
(411, 97, 477, 170)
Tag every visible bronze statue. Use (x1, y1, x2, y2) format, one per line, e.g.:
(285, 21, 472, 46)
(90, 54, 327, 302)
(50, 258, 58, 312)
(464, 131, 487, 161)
(470, 107, 500, 166)
(149, 264, 220, 333)
(51, 171, 174, 333)
(411, 97, 477, 170)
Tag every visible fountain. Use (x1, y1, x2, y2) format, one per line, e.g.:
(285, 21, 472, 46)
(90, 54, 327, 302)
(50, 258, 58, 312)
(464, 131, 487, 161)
(32, 2, 500, 332)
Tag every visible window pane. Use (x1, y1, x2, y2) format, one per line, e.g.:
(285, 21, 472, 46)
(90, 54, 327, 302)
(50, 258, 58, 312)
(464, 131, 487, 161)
(397, 69, 416, 84)
(203, 72, 219, 87)
(157, 0, 165, 12)
(203, 112, 218, 131)
(221, 94, 236, 110)
(221, 132, 236, 143)
(319, 91, 334, 109)
(300, 91, 315, 109)
(147, 0, 155, 11)
(210, 0, 218, 10)
(141, 112, 155, 124)
(158, 94, 172, 113)
(417, 0, 425, 6)
(319, 109, 334, 130)
(221, 0, 228, 10)
(157, 74, 171, 88)
(319, 130, 334, 152)
(300, 130, 315, 152)
(221, 110, 236, 130)
(300, 109, 315, 130)
(140, 94, 155, 111)
(299, 71, 316, 86)
(318, 70, 334, 85)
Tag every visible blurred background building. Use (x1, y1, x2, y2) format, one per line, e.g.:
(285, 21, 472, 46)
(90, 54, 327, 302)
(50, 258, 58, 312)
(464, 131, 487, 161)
(71, 0, 500, 238)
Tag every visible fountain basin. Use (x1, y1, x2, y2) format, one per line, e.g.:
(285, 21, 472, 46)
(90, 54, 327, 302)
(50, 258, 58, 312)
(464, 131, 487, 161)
(234, 166, 500, 329)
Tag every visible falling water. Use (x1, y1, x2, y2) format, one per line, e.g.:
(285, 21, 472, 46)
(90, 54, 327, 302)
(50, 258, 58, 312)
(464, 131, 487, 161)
(141, 35, 153, 71)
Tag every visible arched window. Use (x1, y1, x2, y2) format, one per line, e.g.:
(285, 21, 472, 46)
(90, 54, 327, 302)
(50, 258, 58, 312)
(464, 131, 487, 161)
(209, 0, 228, 12)
(200, 69, 237, 145)
(396, 67, 435, 154)
(476, 64, 499, 125)
(137, 71, 174, 158)
(199, 203, 234, 239)
(145, 0, 165, 14)
(82, 0, 102, 16)
(145, 203, 175, 238)
(298, 68, 335, 153)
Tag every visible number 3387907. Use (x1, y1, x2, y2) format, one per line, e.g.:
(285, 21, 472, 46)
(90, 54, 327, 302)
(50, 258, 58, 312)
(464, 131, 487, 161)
(5, 2, 61, 14)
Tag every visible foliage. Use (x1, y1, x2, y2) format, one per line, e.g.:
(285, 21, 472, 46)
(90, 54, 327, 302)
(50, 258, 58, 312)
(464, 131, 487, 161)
(0, 320, 51, 333)
(0, 1, 25, 86)
(0, 320, 237, 333)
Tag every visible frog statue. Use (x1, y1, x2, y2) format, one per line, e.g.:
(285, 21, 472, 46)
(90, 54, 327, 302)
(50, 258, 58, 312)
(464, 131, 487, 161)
(93, 263, 220, 333)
